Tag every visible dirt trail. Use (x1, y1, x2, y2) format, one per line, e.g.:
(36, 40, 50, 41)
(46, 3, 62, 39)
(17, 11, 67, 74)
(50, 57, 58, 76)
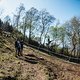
(18, 60, 48, 80)
(0, 44, 80, 80)
(14, 46, 80, 80)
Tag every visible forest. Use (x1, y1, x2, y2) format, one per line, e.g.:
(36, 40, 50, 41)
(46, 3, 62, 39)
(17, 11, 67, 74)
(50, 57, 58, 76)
(0, 1, 80, 80)
(0, 3, 80, 60)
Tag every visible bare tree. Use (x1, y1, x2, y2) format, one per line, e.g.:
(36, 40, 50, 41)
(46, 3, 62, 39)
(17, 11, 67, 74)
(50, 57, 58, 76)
(4, 15, 11, 23)
(24, 7, 39, 43)
(14, 3, 25, 30)
(39, 9, 55, 45)
(71, 17, 80, 57)
(0, 8, 3, 17)
(64, 17, 80, 57)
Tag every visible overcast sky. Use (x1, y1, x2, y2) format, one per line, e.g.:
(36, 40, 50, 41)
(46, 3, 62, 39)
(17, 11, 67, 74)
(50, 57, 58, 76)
(0, 0, 80, 24)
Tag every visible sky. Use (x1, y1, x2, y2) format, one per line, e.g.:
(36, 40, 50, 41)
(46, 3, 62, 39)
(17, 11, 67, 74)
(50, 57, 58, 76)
(0, 0, 80, 24)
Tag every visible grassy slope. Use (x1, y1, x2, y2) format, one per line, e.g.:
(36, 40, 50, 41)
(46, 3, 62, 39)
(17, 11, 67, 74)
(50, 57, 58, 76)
(0, 35, 80, 80)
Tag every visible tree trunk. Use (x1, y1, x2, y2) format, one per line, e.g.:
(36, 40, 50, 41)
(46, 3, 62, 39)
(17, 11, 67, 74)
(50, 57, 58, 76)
(71, 44, 76, 57)
(29, 26, 31, 44)
(23, 26, 26, 40)
(43, 27, 49, 45)
(29, 21, 32, 44)
(78, 37, 80, 57)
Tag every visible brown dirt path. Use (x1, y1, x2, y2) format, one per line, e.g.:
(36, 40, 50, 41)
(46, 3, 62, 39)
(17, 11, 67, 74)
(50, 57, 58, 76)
(0, 44, 80, 80)
(20, 46, 80, 80)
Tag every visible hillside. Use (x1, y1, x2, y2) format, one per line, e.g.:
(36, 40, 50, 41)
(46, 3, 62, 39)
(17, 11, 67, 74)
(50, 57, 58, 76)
(0, 34, 80, 80)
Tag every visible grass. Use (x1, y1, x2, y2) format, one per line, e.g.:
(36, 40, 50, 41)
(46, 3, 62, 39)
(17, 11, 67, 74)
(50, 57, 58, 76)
(0, 52, 22, 80)
(0, 35, 80, 80)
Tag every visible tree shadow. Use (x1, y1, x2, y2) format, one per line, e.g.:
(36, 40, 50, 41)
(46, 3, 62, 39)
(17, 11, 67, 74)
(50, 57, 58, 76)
(1, 76, 16, 80)
(17, 54, 39, 64)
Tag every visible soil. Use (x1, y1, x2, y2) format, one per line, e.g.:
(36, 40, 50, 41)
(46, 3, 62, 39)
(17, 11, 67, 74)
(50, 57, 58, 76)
(0, 35, 80, 80)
